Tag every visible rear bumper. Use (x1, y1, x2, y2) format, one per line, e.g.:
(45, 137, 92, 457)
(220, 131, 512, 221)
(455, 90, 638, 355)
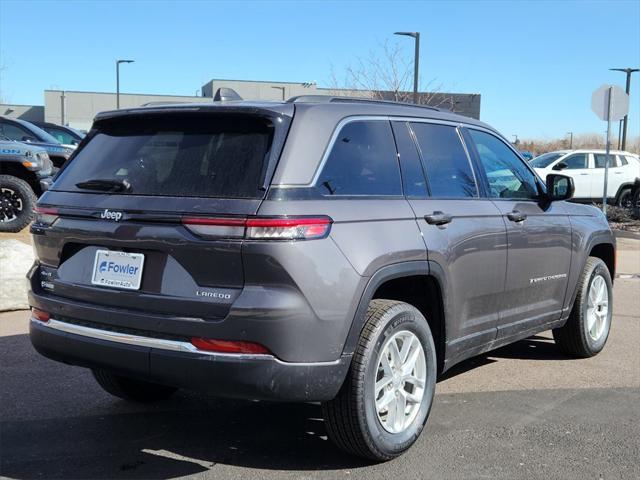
(29, 317, 350, 402)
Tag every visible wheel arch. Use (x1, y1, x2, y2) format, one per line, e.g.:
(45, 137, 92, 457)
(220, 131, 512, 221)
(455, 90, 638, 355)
(589, 242, 615, 280)
(342, 261, 450, 374)
(614, 181, 636, 204)
(0, 162, 39, 193)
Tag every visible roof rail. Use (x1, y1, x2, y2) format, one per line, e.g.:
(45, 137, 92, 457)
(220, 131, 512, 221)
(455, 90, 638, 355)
(287, 95, 444, 112)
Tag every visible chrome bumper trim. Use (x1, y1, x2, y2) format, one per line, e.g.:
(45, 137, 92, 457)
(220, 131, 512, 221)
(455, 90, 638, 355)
(30, 317, 269, 360)
(30, 317, 343, 366)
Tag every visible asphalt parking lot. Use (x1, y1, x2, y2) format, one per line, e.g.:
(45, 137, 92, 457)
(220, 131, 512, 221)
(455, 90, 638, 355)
(1, 237, 638, 480)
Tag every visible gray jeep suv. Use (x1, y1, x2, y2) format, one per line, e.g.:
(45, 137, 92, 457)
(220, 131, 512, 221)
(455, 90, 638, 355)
(28, 97, 615, 461)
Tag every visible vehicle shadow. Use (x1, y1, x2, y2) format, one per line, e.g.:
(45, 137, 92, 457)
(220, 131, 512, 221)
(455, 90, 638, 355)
(1, 332, 572, 479)
(440, 334, 575, 381)
(1, 334, 373, 479)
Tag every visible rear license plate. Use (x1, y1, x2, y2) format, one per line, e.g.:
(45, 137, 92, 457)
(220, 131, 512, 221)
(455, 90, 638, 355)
(91, 250, 145, 290)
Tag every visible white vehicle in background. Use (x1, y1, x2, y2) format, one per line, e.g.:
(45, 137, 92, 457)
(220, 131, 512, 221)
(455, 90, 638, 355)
(531, 150, 640, 208)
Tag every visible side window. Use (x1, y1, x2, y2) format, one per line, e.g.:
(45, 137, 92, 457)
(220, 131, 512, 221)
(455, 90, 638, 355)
(391, 122, 428, 197)
(594, 153, 618, 168)
(561, 153, 588, 169)
(318, 120, 401, 196)
(620, 156, 628, 166)
(1, 122, 34, 142)
(468, 129, 539, 200)
(410, 123, 477, 198)
(48, 128, 75, 145)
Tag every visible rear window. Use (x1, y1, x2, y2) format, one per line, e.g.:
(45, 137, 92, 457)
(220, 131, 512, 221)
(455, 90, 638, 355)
(53, 114, 275, 198)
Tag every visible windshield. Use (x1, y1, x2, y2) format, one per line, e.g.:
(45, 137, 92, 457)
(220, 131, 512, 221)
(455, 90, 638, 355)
(530, 152, 565, 168)
(53, 114, 275, 199)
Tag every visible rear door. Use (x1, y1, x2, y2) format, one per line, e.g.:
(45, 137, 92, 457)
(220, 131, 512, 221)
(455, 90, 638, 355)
(463, 127, 572, 337)
(34, 108, 291, 320)
(392, 121, 507, 353)
(591, 153, 622, 200)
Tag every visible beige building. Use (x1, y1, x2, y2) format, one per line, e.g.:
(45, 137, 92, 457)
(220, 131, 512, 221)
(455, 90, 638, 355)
(2, 79, 481, 131)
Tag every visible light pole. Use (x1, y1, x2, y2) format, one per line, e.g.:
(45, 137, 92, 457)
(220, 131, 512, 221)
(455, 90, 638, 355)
(567, 131, 573, 149)
(116, 59, 135, 109)
(394, 31, 420, 104)
(609, 67, 639, 150)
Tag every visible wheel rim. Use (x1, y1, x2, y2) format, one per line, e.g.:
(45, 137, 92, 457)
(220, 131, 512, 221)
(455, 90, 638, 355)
(586, 274, 609, 341)
(0, 187, 23, 223)
(374, 330, 427, 434)
(620, 192, 632, 209)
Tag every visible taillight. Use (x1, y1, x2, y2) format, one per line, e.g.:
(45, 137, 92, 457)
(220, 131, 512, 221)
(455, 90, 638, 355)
(31, 308, 50, 323)
(181, 217, 246, 239)
(182, 216, 332, 240)
(191, 337, 270, 355)
(34, 206, 59, 226)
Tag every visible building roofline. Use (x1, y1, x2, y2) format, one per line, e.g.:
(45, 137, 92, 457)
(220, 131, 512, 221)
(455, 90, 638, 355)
(1, 103, 45, 108)
(45, 89, 205, 98)
(206, 78, 317, 86)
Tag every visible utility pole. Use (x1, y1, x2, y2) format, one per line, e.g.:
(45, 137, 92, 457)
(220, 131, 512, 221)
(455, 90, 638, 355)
(567, 131, 573, 149)
(60, 91, 66, 126)
(609, 67, 639, 150)
(116, 59, 135, 109)
(394, 32, 420, 104)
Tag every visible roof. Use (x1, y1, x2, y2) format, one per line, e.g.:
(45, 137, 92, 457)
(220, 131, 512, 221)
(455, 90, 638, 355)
(94, 96, 489, 130)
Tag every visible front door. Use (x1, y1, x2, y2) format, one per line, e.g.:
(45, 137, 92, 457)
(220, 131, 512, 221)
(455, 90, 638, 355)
(463, 128, 572, 338)
(556, 152, 591, 199)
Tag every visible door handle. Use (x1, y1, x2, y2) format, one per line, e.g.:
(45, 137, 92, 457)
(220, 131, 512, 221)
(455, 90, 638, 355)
(507, 210, 527, 223)
(424, 211, 452, 226)
(580, 173, 589, 175)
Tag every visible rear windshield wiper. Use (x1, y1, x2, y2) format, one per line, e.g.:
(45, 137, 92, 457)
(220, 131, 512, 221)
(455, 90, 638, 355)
(75, 179, 132, 193)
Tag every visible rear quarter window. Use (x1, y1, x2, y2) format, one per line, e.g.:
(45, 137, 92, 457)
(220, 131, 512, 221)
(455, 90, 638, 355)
(53, 114, 275, 199)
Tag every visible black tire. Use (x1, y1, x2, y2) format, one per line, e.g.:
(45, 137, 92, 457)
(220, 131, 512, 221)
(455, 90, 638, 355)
(553, 257, 612, 357)
(0, 175, 37, 233)
(92, 369, 178, 403)
(617, 188, 632, 209)
(322, 299, 437, 461)
(633, 185, 640, 218)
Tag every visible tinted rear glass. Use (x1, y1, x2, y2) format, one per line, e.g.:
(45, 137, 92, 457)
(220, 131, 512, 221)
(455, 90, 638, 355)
(53, 114, 274, 198)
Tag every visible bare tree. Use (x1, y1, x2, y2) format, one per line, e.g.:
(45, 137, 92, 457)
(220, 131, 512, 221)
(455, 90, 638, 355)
(329, 40, 455, 110)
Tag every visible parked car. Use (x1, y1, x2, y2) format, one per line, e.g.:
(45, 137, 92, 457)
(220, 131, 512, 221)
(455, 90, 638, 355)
(531, 149, 640, 207)
(28, 96, 615, 461)
(519, 150, 533, 161)
(32, 121, 85, 148)
(0, 135, 54, 232)
(0, 117, 75, 168)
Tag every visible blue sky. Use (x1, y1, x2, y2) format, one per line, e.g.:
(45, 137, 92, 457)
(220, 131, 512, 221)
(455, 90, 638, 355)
(1, 0, 638, 140)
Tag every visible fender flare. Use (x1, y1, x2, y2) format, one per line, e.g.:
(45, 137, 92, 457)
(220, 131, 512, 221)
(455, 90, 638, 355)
(341, 260, 451, 360)
(565, 232, 616, 315)
(614, 181, 636, 203)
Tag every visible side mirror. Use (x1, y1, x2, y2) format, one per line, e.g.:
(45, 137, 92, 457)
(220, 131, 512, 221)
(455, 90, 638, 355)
(21, 136, 34, 143)
(546, 174, 574, 201)
(552, 162, 567, 171)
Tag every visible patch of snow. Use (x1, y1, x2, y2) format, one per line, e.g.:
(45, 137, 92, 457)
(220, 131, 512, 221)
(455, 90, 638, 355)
(0, 240, 34, 311)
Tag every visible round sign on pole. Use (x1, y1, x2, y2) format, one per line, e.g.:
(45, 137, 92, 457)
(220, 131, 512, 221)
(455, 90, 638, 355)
(591, 84, 629, 121)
